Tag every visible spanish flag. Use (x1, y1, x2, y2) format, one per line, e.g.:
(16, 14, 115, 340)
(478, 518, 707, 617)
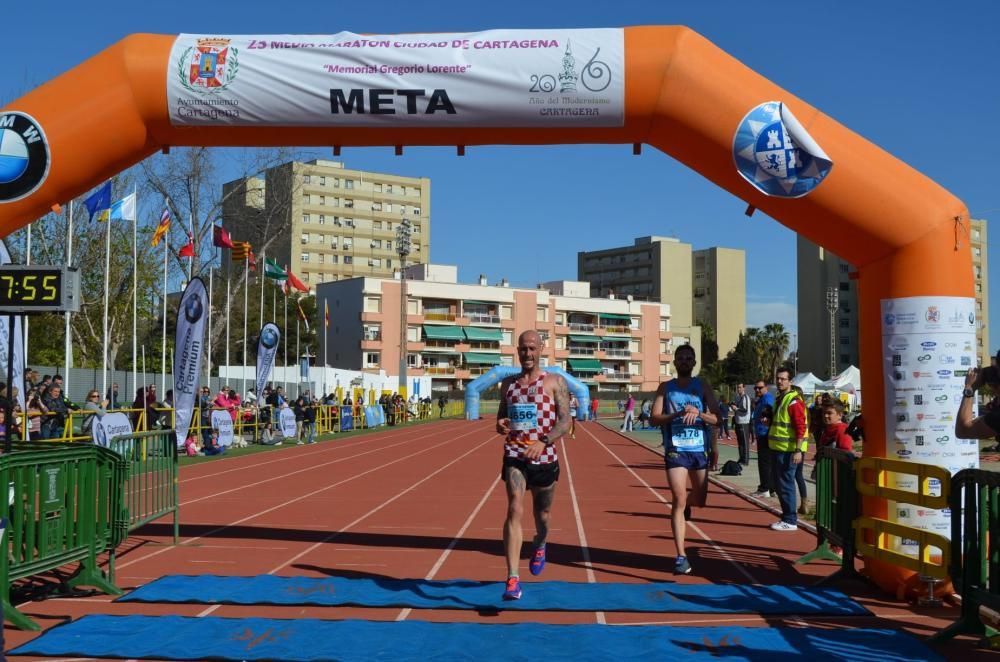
(151, 208, 171, 247)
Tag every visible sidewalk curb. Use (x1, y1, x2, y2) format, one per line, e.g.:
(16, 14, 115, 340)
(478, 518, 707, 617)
(605, 423, 818, 536)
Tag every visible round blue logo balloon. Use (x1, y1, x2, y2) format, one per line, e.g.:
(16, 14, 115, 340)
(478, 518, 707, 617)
(733, 102, 832, 198)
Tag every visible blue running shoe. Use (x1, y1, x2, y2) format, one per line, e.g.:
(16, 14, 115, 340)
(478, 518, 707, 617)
(503, 576, 522, 600)
(529, 544, 547, 576)
(674, 555, 692, 575)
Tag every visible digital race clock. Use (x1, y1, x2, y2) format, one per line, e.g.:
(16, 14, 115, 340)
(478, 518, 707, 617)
(0, 266, 81, 313)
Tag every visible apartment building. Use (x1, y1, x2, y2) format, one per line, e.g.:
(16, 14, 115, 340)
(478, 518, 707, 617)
(316, 265, 674, 393)
(796, 218, 990, 376)
(222, 159, 430, 289)
(577, 236, 745, 358)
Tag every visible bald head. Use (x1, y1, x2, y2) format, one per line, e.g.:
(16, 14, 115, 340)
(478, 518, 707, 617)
(518, 330, 542, 346)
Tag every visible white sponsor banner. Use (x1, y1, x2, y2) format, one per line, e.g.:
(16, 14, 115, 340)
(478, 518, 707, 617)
(279, 408, 298, 439)
(173, 278, 209, 449)
(210, 409, 235, 447)
(0, 240, 26, 414)
(256, 323, 280, 401)
(167, 29, 624, 127)
(881, 296, 978, 557)
(92, 412, 133, 448)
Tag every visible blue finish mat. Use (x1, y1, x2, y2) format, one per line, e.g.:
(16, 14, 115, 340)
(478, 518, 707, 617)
(117, 574, 871, 615)
(9, 615, 943, 661)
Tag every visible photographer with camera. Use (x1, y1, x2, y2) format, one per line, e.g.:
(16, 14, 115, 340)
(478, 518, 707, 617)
(956, 364, 1000, 440)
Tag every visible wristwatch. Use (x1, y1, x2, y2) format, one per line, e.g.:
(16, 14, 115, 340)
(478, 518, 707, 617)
(539, 434, 553, 446)
(963, 388, 975, 398)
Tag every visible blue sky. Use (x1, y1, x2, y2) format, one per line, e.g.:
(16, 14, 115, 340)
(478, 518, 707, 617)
(3, 1, 998, 351)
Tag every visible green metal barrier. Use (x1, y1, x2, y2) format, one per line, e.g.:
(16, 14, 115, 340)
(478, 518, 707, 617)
(0, 442, 125, 630)
(796, 446, 861, 583)
(933, 469, 1000, 644)
(109, 431, 179, 534)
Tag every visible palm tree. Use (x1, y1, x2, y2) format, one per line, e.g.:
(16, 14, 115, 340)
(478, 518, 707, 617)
(760, 323, 791, 382)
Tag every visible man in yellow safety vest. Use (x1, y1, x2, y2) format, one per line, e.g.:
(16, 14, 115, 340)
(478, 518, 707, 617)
(767, 367, 809, 531)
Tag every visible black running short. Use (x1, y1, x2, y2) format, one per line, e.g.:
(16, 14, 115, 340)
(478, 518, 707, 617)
(501, 457, 560, 488)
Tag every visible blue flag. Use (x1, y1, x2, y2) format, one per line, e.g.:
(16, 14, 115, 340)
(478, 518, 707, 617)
(84, 181, 112, 222)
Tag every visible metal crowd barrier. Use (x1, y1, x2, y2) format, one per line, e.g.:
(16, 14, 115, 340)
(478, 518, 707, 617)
(0, 442, 125, 630)
(796, 446, 860, 583)
(933, 469, 1000, 644)
(108, 431, 179, 560)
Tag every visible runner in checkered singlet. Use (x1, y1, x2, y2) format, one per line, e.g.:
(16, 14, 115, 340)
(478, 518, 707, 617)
(496, 330, 572, 600)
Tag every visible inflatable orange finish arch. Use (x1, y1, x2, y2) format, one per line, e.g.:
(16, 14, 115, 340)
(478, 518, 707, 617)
(0, 27, 973, 593)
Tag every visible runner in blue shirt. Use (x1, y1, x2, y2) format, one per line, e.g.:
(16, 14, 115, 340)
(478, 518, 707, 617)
(650, 344, 720, 575)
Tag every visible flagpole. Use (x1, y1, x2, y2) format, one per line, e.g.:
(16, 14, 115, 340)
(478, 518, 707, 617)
(161, 237, 168, 395)
(259, 249, 265, 333)
(242, 254, 249, 398)
(295, 312, 300, 393)
(25, 224, 31, 364)
(188, 214, 194, 282)
(101, 206, 111, 401)
(142, 345, 146, 386)
(225, 268, 231, 381)
(207, 266, 214, 384)
(283, 290, 288, 394)
(132, 186, 138, 403)
(64, 201, 73, 390)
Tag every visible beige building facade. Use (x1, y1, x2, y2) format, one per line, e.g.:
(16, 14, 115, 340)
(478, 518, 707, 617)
(316, 265, 674, 393)
(577, 236, 744, 358)
(222, 159, 430, 289)
(797, 218, 990, 377)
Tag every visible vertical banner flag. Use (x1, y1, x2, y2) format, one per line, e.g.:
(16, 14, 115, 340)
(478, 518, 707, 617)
(212, 224, 234, 249)
(83, 181, 112, 222)
(0, 240, 25, 412)
(151, 208, 171, 246)
(256, 322, 280, 402)
(109, 192, 137, 222)
(173, 277, 209, 448)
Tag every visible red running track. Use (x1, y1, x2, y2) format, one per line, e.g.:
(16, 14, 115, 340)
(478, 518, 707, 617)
(2, 419, 982, 659)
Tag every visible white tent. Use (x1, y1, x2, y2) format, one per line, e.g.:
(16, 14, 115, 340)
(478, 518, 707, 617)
(817, 365, 862, 393)
(791, 372, 823, 394)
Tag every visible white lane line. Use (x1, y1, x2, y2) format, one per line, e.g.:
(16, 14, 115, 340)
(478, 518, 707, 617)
(179, 422, 459, 484)
(560, 436, 606, 625)
(395, 476, 501, 622)
(117, 424, 489, 573)
(579, 425, 758, 584)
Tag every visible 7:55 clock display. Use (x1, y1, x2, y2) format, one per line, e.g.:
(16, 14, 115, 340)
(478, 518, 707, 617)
(0, 266, 81, 314)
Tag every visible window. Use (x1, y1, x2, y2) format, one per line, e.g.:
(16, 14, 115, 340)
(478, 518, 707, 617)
(345, 179, 354, 189)
(555, 336, 566, 350)
(839, 318, 850, 328)
(384, 203, 392, 213)
(407, 298, 419, 315)
(839, 264, 849, 273)
(304, 175, 311, 184)
(974, 247, 982, 257)
(386, 184, 393, 193)
(330, 255, 338, 264)
(660, 363, 670, 376)
(318, 214, 326, 225)
(413, 207, 421, 216)
(364, 296, 381, 313)
(370, 258, 382, 268)
(555, 313, 565, 325)
(386, 258, 392, 268)
(536, 306, 548, 322)
(302, 214, 310, 224)
(407, 326, 420, 342)
(300, 233, 309, 244)
(407, 354, 419, 367)
(344, 255, 353, 265)
(343, 238, 353, 250)
(301, 252, 310, 262)
(319, 176, 326, 186)
(412, 224, 421, 234)
(374, 183, 382, 193)
(502, 330, 513, 345)
(363, 323, 381, 340)
(303, 272, 310, 282)
(400, 185, 407, 195)
(840, 354, 851, 364)
(374, 221, 382, 229)
(344, 218, 355, 227)
(371, 239, 382, 249)
(386, 241, 392, 251)
(501, 305, 513, 320)
(630, 317, 640, 330)
(660, 317, 669, 332)
(364, 352, 380, 368)
(330, 236, 338, 248)
(629, 362, 640, 375)
(660, 340, 669, 353)
(333, 178, 340, 188)
(839, 337, 850, 345)
(303, 193, 310, 204)
(629, 339, 640, 353)
(320, 195, 325, 206)
(373, 202, 382, 212)
(839, 282, 849, 291)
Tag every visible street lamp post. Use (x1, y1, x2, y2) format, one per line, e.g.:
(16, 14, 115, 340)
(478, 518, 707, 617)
(396, 219, 413, 398)
(825, 287, 839, 379)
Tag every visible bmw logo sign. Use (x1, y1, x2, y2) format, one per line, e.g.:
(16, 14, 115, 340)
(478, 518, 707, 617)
(184, 295, 203, 323)
(261, 327, 279, 349)
(0, 112, 50, 203)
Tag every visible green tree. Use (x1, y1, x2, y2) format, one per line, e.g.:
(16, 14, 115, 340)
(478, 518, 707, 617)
(760, 323, 791, 383)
